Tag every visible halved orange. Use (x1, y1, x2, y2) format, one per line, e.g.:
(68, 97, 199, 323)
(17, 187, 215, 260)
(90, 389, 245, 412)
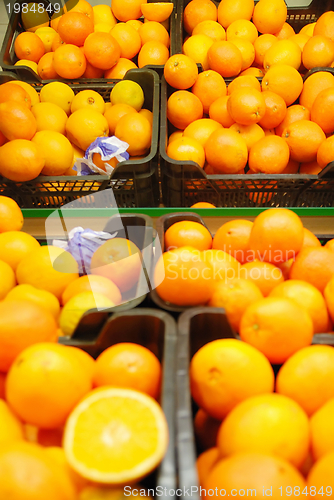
(141, 2, 173, 22)
(63, 387, 169, 484)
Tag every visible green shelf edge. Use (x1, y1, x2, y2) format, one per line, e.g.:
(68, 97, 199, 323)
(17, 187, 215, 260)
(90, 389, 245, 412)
(22, 207, 334, 218)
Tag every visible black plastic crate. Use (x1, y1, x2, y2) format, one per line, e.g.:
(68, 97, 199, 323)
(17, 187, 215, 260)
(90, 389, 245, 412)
(176, 307, 334, 500)
(0, 0, 178, 82)
(0, 68, 160, 208)
(60, 308, 178, 499)
(160, 75, 334, 208)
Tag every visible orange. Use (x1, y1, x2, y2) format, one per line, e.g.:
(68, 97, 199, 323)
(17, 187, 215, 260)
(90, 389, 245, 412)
(325, 276, 334, 324)
(289, 32, 310, 52)
(90, 238, 142, 293)
(213, 219, 253, 264)
(0, 139, 45, 182)
(263, 39, 302, 71)
(63, 387, 168, 484)
(154, 247, 214, 306)
(302, 228, 321, 249)
(104, 103, 137, 136)
(64, 0, 94, 20)
(182, 34, 214, 71)
(183, 119, 222, 148)
(302, 35, 334, 70)
(325, 239, 334, 252)
(204, 128, 248, 173)
(32, 101, 68, 135)
(201, 249, 241, 282)
(0, 299, 57, 373)
(197, 447, 220, 486)
(190, 338, 274, 420)
(191, 202, 216, 208)
(115, 113, 151, 156)
(32, 130, 74, 176)
(167, 90, 203, 130)
(254, 34, 277, 66)
(290, 246, 334, 293)
(164, 54, 198, 90)
(37, 52, 58, 79)
(249, 208, 304, 264)
(262, 64, 303, 106)
(226, 19, 258, 44)
(111, 0, 145, 22)
(204, 452, 306, 499)
(126, 19, 143, 31)
(66, 108, 109, 151)
(217, 393, 309, 468)
(93, 343, 161, 399)
(299, 160, 324, 175)
(0, 441, 77, 500)
(314, 11, 334, 41)
(84, 32, 121, 70)
(276, 345, 334, 417)
(62, 275, 122, 306)
(311, 87, 334, 135)
(269, 280, 329, 334)
(229, 38, 255, 70)
(193, 20, 226, 42)
(307, 451, 334, 500)
(138, 21, 170, 47)
(227, 75, 261, 95)
(240, 67, 265, 78)
(229, 123, 265, 151)
(58, 12, 94, 46)
(138, 41, 169, 67)
(53, 44, 86, 79)
(283, 120, 326, 163)
(140, 2, 173, 23)
(194, 409, 221, 450)
(14, 32, 45, 63)
(183, 0, 217, 35)
(217, 0, 254, 29)
(51, 33, 66, 52)
(166, 137, 205, 168)
(209, 278, 263, 332)
(317, 135, 334, 169)
(209, 95, 235, 127)
(0, 101, 36, 141)
(0, 231, 39, 272)
(240, 296, 314, 363)
(16, 246, 79, 302)
(240, 261, 284, 296)
(258, 91, 287, 129)
(164, 220, 212, 251)
(110, 22, 142, 59)
(5, 285, 60, 321)
(275, 22, 295, 40)
(300, 70, 334, 110)
(104, 58, 137, 78)
(192, 70, 227, 114)
(275, 104, 310, 136)
(0, 82, 31, 109)
(91, 153, 117, 172)
(0, 196, 23, 233)
(310, 399, 334, 461)
(207, 40, 243, 77)
(0, 259, 15, 300)
(227, 88, 266, 126)
(252, 0, 287, 35)
(45, 446, 88, 494)
(0, 399, 23, 445)
(249, 135, 290, 174)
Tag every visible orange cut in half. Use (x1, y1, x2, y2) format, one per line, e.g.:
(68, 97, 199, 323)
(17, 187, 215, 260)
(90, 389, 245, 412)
(63, 387, 169, 484)
(141, 3, 173, 22)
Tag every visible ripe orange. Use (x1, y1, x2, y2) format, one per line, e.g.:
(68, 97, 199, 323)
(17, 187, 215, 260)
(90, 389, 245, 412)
(0, 101, 36, 141)
(314, 10, 334, 41)
(209, 95, 235, 127)
(208, 40, 243, 77)
(167, 137, 205, 168)
(213, 220, 253, 264)
(53, 44, 86, 79)
(217, 0, 254, 29)
(227, 75, 261, 95)
(140, 2, 173, 23)
(302, 35, 334, 70)
(325, 239, 334, 252)
(226, 19, 258, 43)
(302, 228, 321, 249)
(197, 447, 220, 486)
(249, 208, 304, 264)
(51, 33, 66, 52)
(240, 261, 284, 296)
(204, 128, 248, 173)
(262, 64, 303, 106)
(325, 276, 334, 325)
(0, 197, 23, 233)
(167, 90, 203, 130)
(254, 34, 278, 66)
(201, 249, 241, 282)
(299, 160, 324, 175)
(217, 393, 309, 468)
(300, 70, 334, 110)
(138, 20, 170, 47)
(252, 0, 287, 35)
(307, 451, 334, 500)
(138, 41, 169, 67)
(275, 22, 295, 40)
(311, 87, 334, 134)
(310, 399, 334, 461)
(190, 338, 274, 420)
(14, 32, 45, 63)
(258, 91, 287, 129)
(0, 232, 40, 272)
(0, 82, 31, 109)
(290, 246, 334, 293)
(5, 285, 60, 321)
(115, 113, 151, 156)
(0, 139, 45, 182)
(104, 58, 137, 79)
(193, 20, 226, 42)
(289, 32, 310, 51)
(283, 120, 326, 163)
(110, 22, 142, 60)
(84, 32, 121, 70)
(64, 0, 94, 19)
(164, 54, 198, 90)
(263, 39, 302, 71)
(104, 103, 137, 136)
(62, 275, 122, 306)
(111, 0, 144, 22)
(183, 0, 217, 35)
(240, 297, 314, 364)
(58, 11, 94, 46)
(240, 67, 265, 77)
(154, 247, 214, 306)
(183, 118, 222, 148)
(93, 343, 161, 399)
(317, 135, 334, 169)
(229, 123, 265, 151)
(229, 38, 255, 71)
(37, 52, 58, 79)
(194, 409, 221, 450)
(182, 34, 214, 71)
(275, 104, 310, 136)
(0, 259, 15, 301)
(227, 88, 265, 126)
(191, 70, 227, 114)
(164, 221, 212, 251)
(249, 135, 290, 174)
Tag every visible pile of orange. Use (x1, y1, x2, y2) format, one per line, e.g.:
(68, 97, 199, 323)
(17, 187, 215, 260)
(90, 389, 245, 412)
(0, 77, 152, 182)
(164, 2, 334, 175)
(14, 0, 173, 80)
